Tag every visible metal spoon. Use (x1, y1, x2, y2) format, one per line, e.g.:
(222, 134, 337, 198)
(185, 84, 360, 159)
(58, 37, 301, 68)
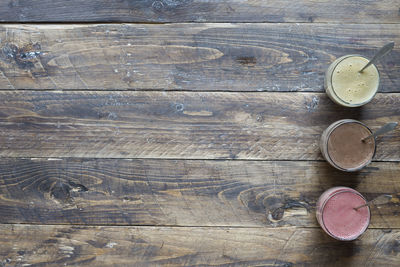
(362, 122, 398, 142)
(359, 42, 394, 73)
(354, 194, 392, 211)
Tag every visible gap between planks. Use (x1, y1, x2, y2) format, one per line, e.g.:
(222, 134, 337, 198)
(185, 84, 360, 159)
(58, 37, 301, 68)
(0, 222, 399, 230)
(2, 157, 400, 163)
(0, 22, 400, 25)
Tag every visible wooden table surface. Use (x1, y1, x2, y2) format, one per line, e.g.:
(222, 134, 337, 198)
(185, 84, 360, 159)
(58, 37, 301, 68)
(0, 1, 400, 266)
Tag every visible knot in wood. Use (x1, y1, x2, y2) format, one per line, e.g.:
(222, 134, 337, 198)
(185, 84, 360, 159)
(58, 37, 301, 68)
(0, 42, 42, 70)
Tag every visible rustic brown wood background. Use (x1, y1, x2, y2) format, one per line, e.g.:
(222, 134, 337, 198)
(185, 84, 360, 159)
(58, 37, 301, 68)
(0, 1, 399, 266)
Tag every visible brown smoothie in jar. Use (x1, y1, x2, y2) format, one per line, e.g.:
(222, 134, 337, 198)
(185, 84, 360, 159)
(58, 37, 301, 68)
(327, 122, 375, 170)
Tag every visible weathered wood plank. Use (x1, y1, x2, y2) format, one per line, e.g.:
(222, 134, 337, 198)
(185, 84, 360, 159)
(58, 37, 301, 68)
(0, 225, 399, 266)
(1, 158, 400, 227)
(0, 24, 399, 91)
(0, 91, 399, 160)
(1, 0, 399, 23)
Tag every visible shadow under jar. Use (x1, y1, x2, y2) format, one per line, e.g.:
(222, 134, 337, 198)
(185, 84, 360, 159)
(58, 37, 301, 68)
(320, 119, 376, 172)
(325, 55, 380, 107)
(316, 187, 370, 241)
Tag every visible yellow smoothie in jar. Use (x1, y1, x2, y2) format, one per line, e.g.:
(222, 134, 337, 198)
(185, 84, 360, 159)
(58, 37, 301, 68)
(325, 55, 380, 107)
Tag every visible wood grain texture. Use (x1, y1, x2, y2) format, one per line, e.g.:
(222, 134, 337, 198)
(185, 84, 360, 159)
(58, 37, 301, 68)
(1, 0, 399, 23)
(0, 91, 399, 160)
(1, 225, 400, 266)
(0, 24, 399, 91)
(1, 158, 400, 227)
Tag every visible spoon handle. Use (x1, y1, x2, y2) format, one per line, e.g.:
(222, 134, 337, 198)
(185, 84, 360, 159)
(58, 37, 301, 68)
(354, 194, 392, 210)
(362, 122, 398, 142)
(359, 42, 395, 73)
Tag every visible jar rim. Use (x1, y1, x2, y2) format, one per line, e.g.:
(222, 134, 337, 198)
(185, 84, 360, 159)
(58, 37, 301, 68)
(329, 54, 380, 107)
(325, 119, 376, 172)
(320, 188, 371, 241)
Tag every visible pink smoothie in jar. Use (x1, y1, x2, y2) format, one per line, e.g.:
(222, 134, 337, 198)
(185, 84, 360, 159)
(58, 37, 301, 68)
(316, 187, 370, 241)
